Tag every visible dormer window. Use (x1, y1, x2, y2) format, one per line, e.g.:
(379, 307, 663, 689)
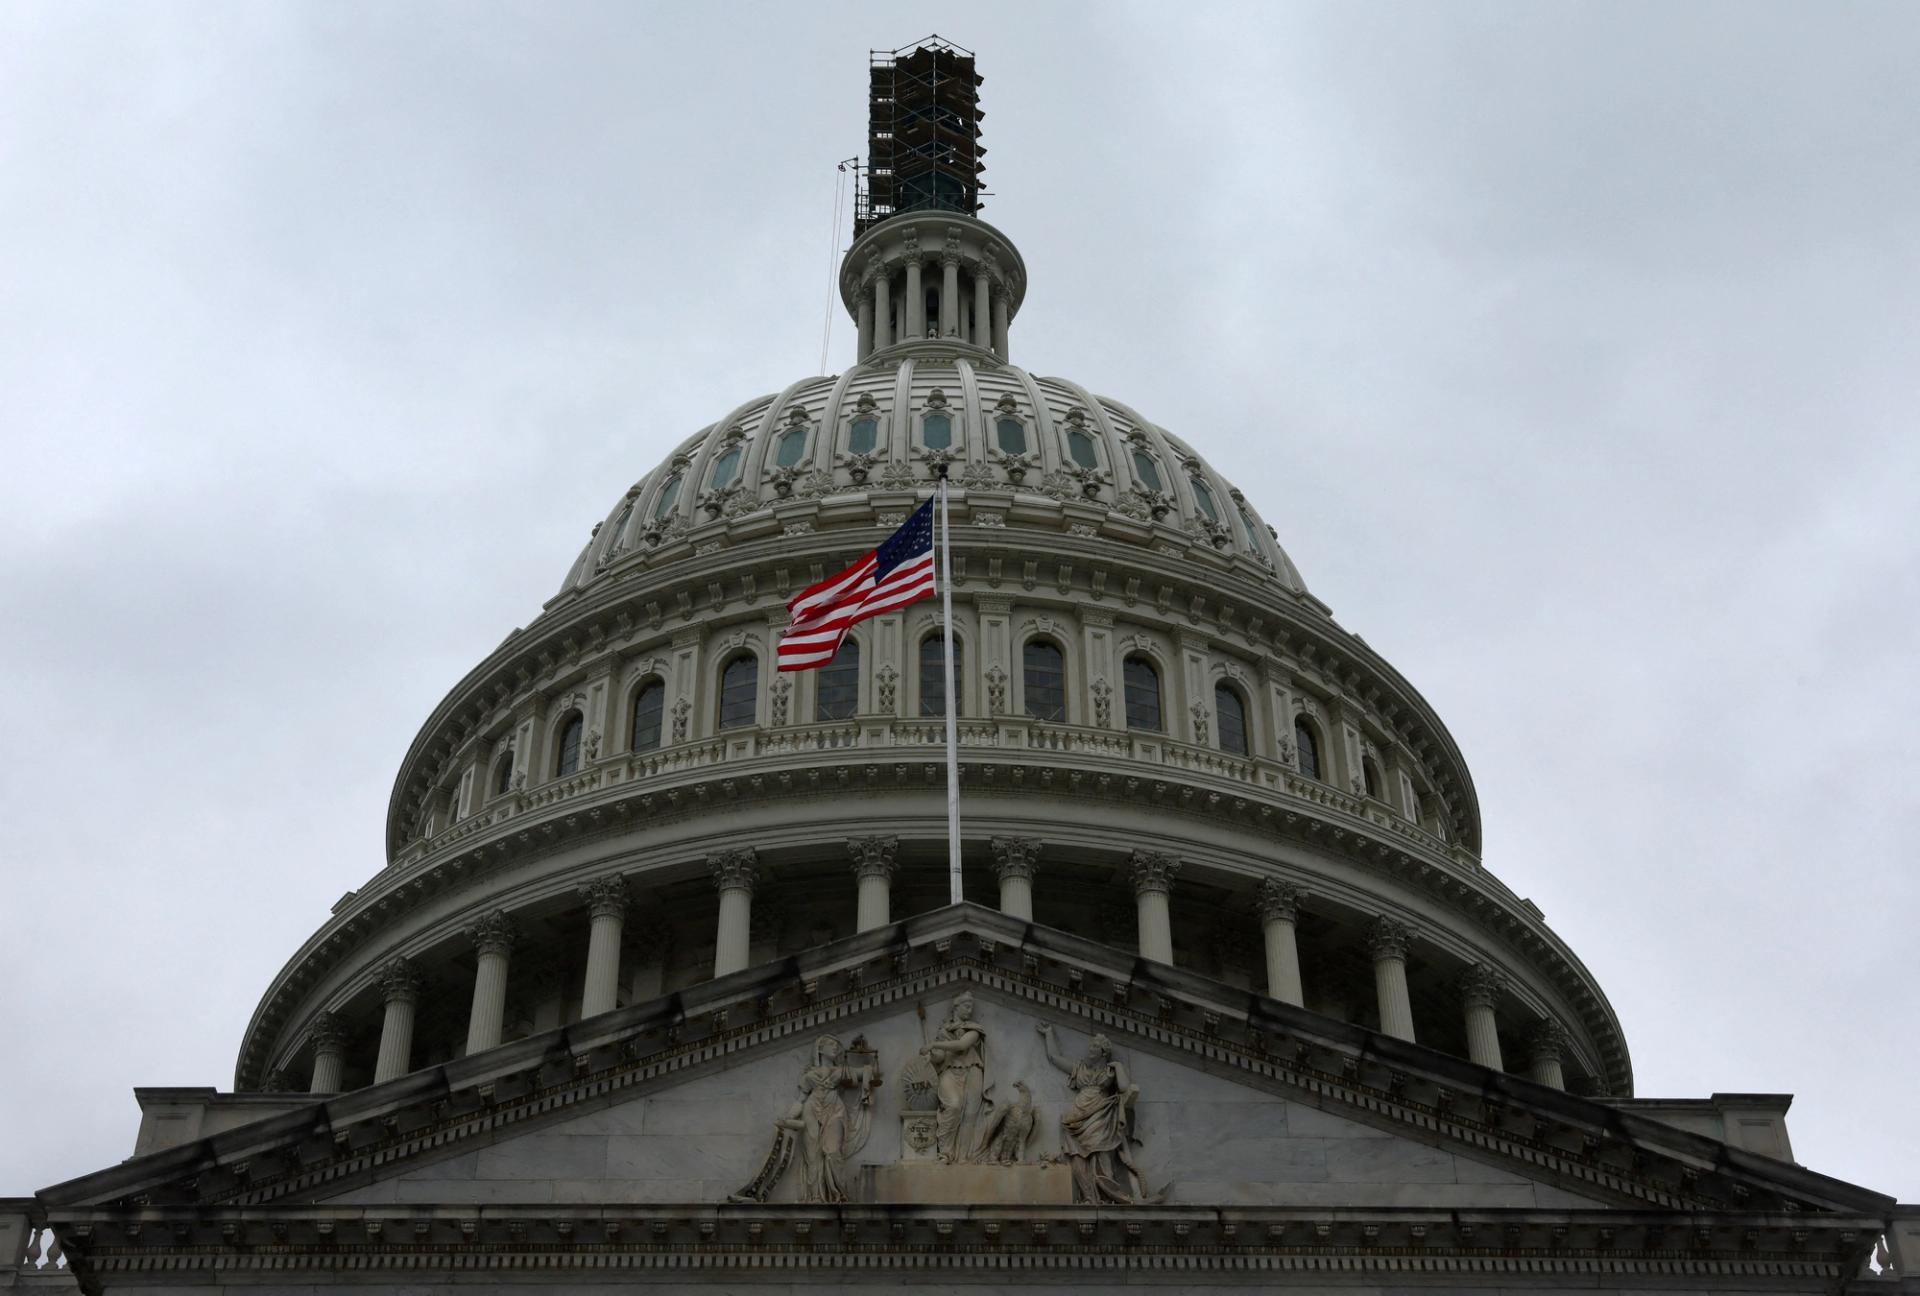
(995, 417, 1027, 455)
(923, 412, 953, 450)
(654, 474, 682, 519)
(1190, 476, 1219, 523)
(848, 416, 879, 454)
(774, 420, 809, 467)
(1131, 449, 1164, 493)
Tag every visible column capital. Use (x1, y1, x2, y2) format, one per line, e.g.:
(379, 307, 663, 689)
(1366, 916, 1412, 963)
(579, 876, 629, 922)
(378, 957, 422, 1006)
(990, 835, 1041, 882)
(1255, 878, 1303, 923)
(710, 847, 760, 894)
(941, 248, 963, 269)
(1525, 1017, 1568, 1065)
(465, 909, 518, 956)
(1460, 962, 1507, 1010)
(847, 835, 899, 881)
(308, 1010, 348, 1054)
(1128, 850, 1181, 897)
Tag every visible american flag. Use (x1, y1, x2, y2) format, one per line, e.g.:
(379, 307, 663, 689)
(777, 498, 938, 671)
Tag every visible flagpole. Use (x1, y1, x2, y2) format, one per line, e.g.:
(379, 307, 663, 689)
(937, 470, 962, 906)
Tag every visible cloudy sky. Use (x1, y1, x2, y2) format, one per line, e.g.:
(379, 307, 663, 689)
(3, 2, 1914, 1201)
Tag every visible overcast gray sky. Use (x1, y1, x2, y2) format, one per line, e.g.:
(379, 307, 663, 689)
(2, 2, 1915, 1202)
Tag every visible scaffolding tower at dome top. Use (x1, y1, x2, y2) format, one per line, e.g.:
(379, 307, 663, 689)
(853, 35, 986, 236)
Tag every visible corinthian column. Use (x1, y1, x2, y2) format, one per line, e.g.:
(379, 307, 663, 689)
(1367, 918, 1417, 1043)
(940, 252, 960, 336)
(578, 878, 628, 1020)
(463, 911, 517, 1056)
(1526, 1018, 1568, 1090)
(856, 293, 874, 359)
(307, 1010, 347, 1094)
(1460, 963, 1506, 1071)
(973, 269, 991, 348)
(372, 957, 423, 1084)
(710, 848, 760, 977)
(873, 272, 892, 350)
(1129, 850, 1181, 964)
(990, 836, 1040, 921)
(848, 835, 899, 932)
(990, 285, 1010, 360)
(1255, 879, 1305, 1007)
(904, 257, 924, 339)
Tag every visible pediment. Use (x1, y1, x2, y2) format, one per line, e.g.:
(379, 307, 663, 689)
(40, 905, 1891, 1225)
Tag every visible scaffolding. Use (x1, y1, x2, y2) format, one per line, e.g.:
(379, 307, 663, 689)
(853, 35, 985, 236)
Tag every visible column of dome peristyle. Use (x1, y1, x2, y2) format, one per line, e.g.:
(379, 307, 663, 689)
(1460, 963, 1507, 1071)
(990, 836, 1040, 921)
(1256, 879, 1306, 1007)
(579, 878, 628, 1019)
(1527, 1019, 1569, 1090)
(840, 212, 1026, 362)
(464, 911, 517, 1056)
(373, 957, 422, 1084)
(848, 835, 898, 932)
(711, 848, 760, 977)
(307, 1011, 347, 1094)
(1368, 918, 1417, 1043)
(1129, 850, 1181, 964)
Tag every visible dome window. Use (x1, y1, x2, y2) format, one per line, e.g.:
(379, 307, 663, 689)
(1123, 655, 1161, 731)
(1066, 426, 1098, 469)
(709, 446, 743, 489)
(848, 416, 879, 454)
(630, 679, 665, 752)
(554, 713, 585, 777)
(922, 412, 953, 450)
(492, 751, 514, 797)
(607, 500, 636, 552)
(1215, 685, 1248, 756)
(1131, 449, 1164, 493)
(718, 654, 759, 730)
(1294, 718, 1321, 781)
(774, 423, 810, 468)
(654, 474, 682, 519)
(1190, 476, 1219, 523)
(919, 630, 962, 716)
(995, 417, 1027, 455)
(1237, 501, 1264, 552)
(1022, 639, 1066, 722)
(816, 638, 860, 721)
(1362, 755, 1384, 800)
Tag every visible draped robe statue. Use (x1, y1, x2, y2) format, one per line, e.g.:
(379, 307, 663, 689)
(1037, 1023, 1159, 1203)
(922, 991, 990, 1163)
(732, 1034, 879, 1203)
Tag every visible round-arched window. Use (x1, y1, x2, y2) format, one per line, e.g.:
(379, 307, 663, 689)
(995, 417, 1027, 455)
(1023, 639, 1066, 721)
(709, 446, 743, 489)
(1123, 655, 1161, 731)
(492, 751, 514, 796)
(1131, 449, 1164, 493)
(816, 638, 860, 721)
(1363, 756, 1383, 800)
(848, 417, 879, 454)
(922, 412, 953, 450)
(718, 654, 758, 730)
(653, 474, 682, 519)
(1215, 685, 1248, 756)
(630, 679, 665, 752)
(1294, 718, 1321, 782)
(774, 423, 809, 467)
(554, 713, 585, 776)
(919, 630, 962, 716)
(1065, 426, 1098, 469)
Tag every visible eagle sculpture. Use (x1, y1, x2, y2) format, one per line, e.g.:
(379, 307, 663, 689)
(979, 1079, 1036, 1164)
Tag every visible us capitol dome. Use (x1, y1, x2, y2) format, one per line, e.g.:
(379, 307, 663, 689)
(15, 36, 1914, 1296)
